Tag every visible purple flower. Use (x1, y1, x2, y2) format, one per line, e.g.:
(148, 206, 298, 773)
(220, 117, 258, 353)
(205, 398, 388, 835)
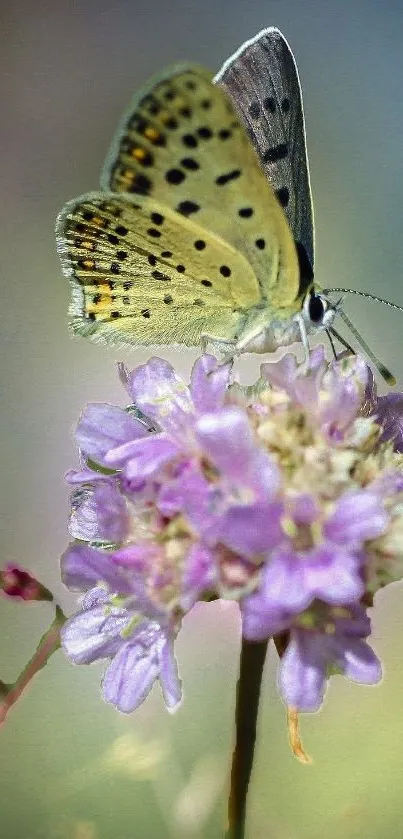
(75, 403, 149, 468)
(61, 350, 403, 719)
(261, 349, 369, 439)
(61, 558, 181, 713)
(104, 355, 232, 481)
(241, 487, 389, 637)
(277, 604, 382, 712)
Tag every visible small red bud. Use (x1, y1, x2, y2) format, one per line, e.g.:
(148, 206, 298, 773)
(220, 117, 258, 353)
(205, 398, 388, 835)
(0, 565, 53, 602)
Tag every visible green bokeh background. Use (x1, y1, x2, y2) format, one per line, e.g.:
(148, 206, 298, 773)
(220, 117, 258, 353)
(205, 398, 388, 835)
(1, 1, 403, 837)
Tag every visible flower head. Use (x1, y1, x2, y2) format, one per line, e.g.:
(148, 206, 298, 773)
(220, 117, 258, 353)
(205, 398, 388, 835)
(61, 351, 403, 717)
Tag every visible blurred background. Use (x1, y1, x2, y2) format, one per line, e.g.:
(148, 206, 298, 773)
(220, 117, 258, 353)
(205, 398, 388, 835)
(1, 1, 403, 836)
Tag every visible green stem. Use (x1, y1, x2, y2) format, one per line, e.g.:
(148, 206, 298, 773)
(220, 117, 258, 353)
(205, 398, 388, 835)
(0, 605, 67, 728)
(226, 636, 269, 839)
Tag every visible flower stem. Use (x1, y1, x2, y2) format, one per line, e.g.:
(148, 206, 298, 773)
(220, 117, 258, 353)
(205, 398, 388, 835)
(0, 605, 67, 728)
(226, 636, 269, 839)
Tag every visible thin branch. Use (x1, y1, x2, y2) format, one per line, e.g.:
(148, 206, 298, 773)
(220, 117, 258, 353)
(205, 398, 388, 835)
(226, 636, 269, 839)
(0, 605, 67, 727)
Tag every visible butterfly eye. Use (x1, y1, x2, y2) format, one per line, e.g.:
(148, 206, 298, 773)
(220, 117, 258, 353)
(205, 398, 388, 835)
(302, 290, 334, 330)
(308, 292, 327, 323)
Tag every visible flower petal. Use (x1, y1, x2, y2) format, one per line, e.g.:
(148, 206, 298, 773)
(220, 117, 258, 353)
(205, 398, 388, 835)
(129, 358, 193, 435)
(241, 594, 292, 640)
(61, 602, 128, 664)
(304, 544, 364, 605)
(158, 466, 218, 533)
(112, 543, 156, 571)
(339, 638, 382, 684)
(374, 393, 403, 452)
(101, 621, 164, 713)
(288, 494, 319, 526)
(181, 543, 217, 609)
(158, 638, 182, 710)
(215, 502, 283, 558)
(69, 481, 129, 543)
(102, 640, 159, 713)
(195, 408, 256, 479)
(189, 354, 231, 413)
(325, 491, 388, 545)
(278, 633, 327, 712)
(75, 403, 147, 466)
(61, 543, 132, 593)
(105, 433, 179, 478)
(260, 550, 313, 610)
(65, 468, 112, 485)
(241, 550, 311, 639)
(261, 353, 299, 390)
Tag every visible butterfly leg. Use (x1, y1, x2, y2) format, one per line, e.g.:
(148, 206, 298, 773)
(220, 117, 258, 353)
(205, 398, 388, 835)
(200, 334, 238, 377)
(293, 314, 310, 373)
(200, 333, 237, 357)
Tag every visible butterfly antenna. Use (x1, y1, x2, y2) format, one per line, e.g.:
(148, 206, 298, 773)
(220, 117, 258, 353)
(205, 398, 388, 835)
(322, 287, 403, 314)
(337, 309, 396, 386)
(322, 287, 399, 385)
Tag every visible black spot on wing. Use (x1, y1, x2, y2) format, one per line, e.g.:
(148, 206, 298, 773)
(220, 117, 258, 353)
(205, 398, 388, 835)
(275, 187, 290, 208)
(151, 212, 164, 225)
(263, 97, 276, 113)
(176, 200, 200, 217)
(181, 157, 200, 171)
(215, 169, 241, 186)
(248, 101, 260, 119)
(238, 207, 254, 218)
(182, 134, 198, 148)
(263, 144, 288, 164)
(197, 127, 212, 140)
(130, 173, 153, 195)
(165, 168, 185, 185)
(152, 270, 170, 282)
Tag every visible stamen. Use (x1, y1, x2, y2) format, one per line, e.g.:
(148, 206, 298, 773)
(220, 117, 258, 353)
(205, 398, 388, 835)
(287, 707, 312, 764)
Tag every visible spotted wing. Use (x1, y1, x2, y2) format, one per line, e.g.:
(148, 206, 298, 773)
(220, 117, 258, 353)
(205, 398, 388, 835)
(100, 64, 300, 308)
(215, 27, 314, 291)
(56, 192, 262, 347)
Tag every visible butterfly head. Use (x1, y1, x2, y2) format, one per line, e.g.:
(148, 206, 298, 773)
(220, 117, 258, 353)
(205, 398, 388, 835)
(300, 288, 337, 335)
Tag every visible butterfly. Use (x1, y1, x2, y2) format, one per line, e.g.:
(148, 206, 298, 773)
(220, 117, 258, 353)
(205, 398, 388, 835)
(55, 28, 339, 358)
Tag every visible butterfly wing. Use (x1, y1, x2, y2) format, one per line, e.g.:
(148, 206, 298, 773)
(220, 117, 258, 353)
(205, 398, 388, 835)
(100, 64, 300, 309)
(215, 27, 314, 292)
(56, 192, 262, 347)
